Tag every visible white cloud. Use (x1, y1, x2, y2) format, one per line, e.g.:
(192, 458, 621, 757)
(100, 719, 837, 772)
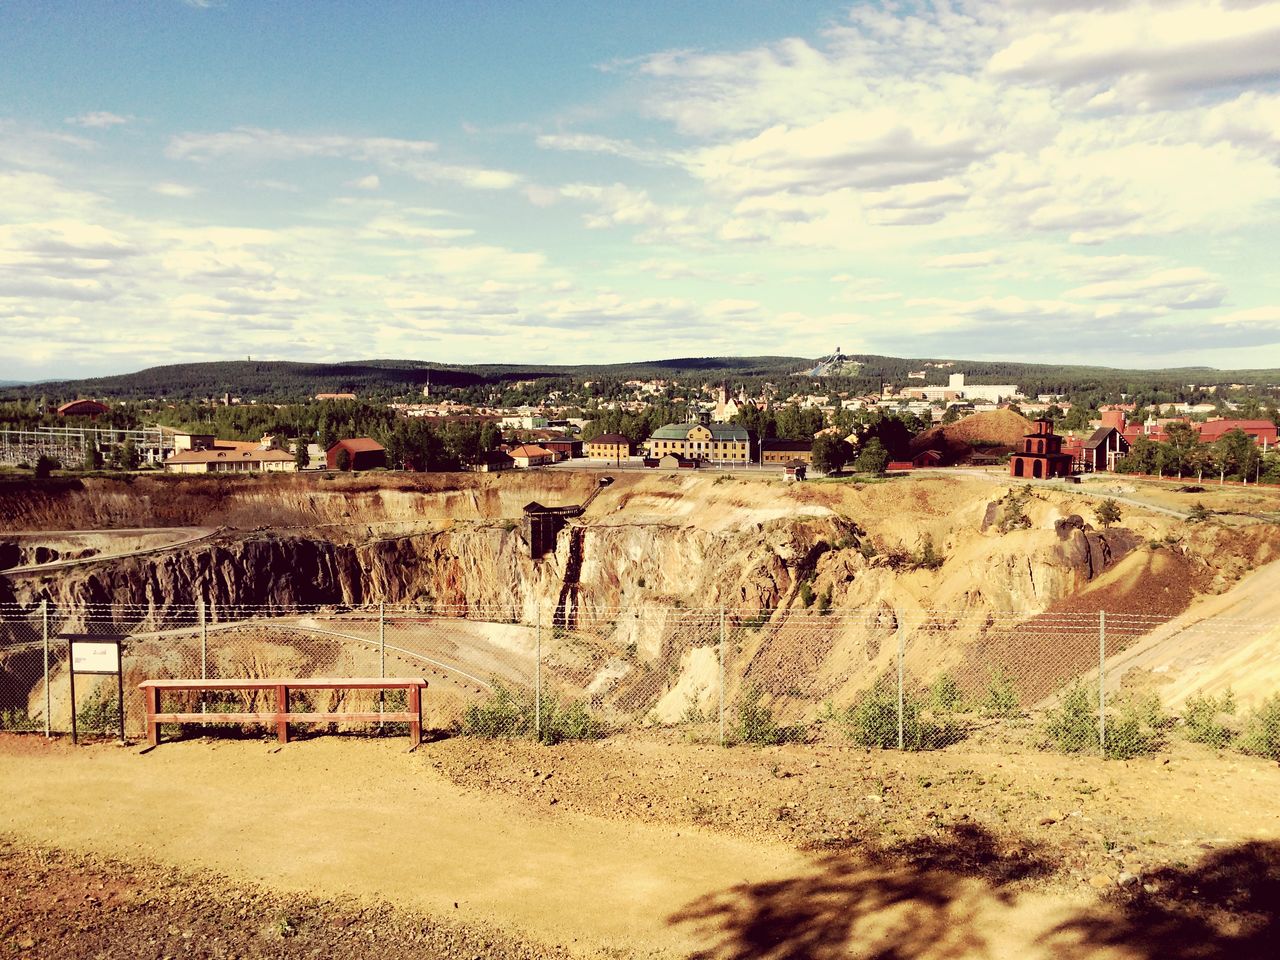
(152, 182, 201, 198)
(927, 250, 1006, 269)
(351, 174, 381, 191)
(168, 127, 521, 190)
(989, 1, 1280, 101)
(65, 111, 133, 129)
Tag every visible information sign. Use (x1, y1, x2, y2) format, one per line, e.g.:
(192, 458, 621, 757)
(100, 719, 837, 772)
(71, 640, 121, 675)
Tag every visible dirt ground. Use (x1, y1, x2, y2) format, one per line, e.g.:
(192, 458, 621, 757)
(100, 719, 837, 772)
(2, 730, 1277, 959)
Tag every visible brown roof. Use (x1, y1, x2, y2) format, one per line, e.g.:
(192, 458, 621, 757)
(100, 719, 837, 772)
(509, 444, 554, 458)
(328, 438, 385, 453)
(167, 449, 293, 465)
(57, 399, 110, 415)
(588, 433, 631, 445)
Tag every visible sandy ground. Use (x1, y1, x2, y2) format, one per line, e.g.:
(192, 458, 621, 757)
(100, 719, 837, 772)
(2, 732, 1277, 958)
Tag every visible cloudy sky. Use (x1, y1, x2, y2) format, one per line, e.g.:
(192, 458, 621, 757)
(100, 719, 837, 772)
(3, 0, 1280, 380)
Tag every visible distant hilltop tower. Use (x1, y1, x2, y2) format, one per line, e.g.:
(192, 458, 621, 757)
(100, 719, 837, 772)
(422, 371, 431, 398)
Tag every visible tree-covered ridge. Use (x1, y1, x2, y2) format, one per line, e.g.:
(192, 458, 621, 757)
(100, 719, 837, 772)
(9, 354, 1280, 407)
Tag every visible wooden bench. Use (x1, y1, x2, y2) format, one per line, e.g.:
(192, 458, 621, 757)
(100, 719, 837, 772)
(138, 677, 427, 747)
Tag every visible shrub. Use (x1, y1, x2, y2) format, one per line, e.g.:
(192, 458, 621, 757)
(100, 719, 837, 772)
(0, 708, 40, 732)
(1186, 502, 1212, 523)
(462, 681, 603, 745)
(1239, 693, 1280, 761)
(1095, 498, 1122, 529)
(843, 678, 961, 751)
(1182, 689, 1237, 746)
(75, 687, 121, 736)
(997, 485, 1034, 533)
(927, 673, 964, 715)
(732, 686, 803, 746)
(34, 455, 57, 479)
(816, 587, 832, 616)
(914, 534, 945, 570)
(1041, 682, 1100, 754)
(980, 668, 1021, 718)
(1041, 683, 1162, 758)
(798, 581, 815, 608)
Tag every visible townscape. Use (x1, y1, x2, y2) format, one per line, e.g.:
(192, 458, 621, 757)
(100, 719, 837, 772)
(4, 2, 1280, 958)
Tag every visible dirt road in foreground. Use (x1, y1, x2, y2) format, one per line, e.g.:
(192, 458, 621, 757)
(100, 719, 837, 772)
(1, 736, 1274, 958)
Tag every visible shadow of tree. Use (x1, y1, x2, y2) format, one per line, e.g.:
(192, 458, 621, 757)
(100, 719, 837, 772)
(670, 828, 1280, 960)
(1041, 841, 1280, 960)
(668, 823, 1052, 960)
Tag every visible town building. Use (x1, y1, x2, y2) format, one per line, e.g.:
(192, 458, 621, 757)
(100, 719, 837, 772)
(1009, 420, 1074, 480)
(784, 460, 808, 481)
(760, 439, 814, 465)
(326, 438, 387, 471)
(508, 444, 556, 468)
(541, 438, 583, 461)
(164, 448, 297, 474)
(584, 433, 633, 461)
(315, 393, 358, 401)
(472, 450, 514, 473)
(56, 399, 110, 419)
(1197, 419, 1278, 447)
(644, 421, 752, 464)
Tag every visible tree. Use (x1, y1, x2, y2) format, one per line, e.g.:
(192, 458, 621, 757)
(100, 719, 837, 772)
(854, 438, 890, 475)
(119, 440, 139, 471)
(1095, 498, 1122, 529)
(34, 455, 57, 478)
(941, 405, 962, 424)
(811, 435, 852, 474)
(335, 448, 351, 471)
(1213, 428, 1260, 481)
(294, 439, 310, 471)
(82, 439, 102, 471)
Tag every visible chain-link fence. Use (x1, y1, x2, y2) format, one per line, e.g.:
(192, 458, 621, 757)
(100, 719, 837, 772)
(2, 600, 1276, 759)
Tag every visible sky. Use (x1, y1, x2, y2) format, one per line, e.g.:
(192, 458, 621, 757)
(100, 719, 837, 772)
(3, 0, 1280, 380)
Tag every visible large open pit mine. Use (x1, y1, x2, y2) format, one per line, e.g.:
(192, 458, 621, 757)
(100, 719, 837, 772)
(3, 470, 1278, 732)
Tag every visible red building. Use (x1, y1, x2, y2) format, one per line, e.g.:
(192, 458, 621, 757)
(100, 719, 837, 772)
(326, 438, 387, 471)
(56, 399, 110, 419)
(1009, 420, 1074, 480)
(1196, 419, 1278, 447)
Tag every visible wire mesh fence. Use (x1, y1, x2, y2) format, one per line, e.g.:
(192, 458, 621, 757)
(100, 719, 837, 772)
(2, 600, 1277, 759)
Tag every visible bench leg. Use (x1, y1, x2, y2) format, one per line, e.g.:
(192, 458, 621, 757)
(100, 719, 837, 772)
(146, 686, 160, 747)
(276, 684, 289, 744)
(409, 685, 422, 748)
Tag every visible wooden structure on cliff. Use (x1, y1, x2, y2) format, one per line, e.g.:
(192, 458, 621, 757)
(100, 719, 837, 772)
(521, 478, 613, 560)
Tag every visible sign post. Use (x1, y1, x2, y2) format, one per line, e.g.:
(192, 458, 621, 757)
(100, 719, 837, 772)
(66, 635, 126, 744)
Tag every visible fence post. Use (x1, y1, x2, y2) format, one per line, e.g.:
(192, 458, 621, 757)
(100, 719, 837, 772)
(535, 612, 542, 742)
(897, 622, 906, 751)
(718, 606, 726, 747)
(379, 602, 386, 725)
(41, 600, 50, 738)
(198, 600, 208, 680)
(1098, 610, 1107, 757)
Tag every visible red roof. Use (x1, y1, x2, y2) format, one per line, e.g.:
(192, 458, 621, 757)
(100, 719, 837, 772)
(1197, 419, 1276, 439)
(327, 438, 385, 454)
(509, 444, 554, 458)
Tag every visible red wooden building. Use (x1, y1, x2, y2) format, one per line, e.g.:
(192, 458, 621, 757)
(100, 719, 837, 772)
(1009, 420, 1074, 480)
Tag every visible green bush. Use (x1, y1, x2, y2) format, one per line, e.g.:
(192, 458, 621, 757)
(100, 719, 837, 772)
(980, 668, 1022, 718)
(462, 681, 603, 745)
(1105, 694, 1164, 760)
(1041, 683, 1162, 758)
(1182, 689, 1236, 746)
(732, 686, 803, 746)
(798, 581, 815, 608)
(1240, 693, 1280, 761)
(997, 486, 1034, 533)
(1041, 682, 1100, 754)
(0, 708, 40, 732)
(843, 678, 961, 751)
(927, 673, 964, 715)
(75, 687, 121, 736)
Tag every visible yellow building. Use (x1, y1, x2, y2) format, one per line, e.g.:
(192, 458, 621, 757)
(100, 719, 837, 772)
(644, 422, 751, 463)
(584, 433, 633, 460)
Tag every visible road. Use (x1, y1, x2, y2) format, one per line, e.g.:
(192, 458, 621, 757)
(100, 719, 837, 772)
(1, 526, 219, 575)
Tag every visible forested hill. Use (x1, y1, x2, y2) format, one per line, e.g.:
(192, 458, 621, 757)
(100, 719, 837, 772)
(5, 355, 1280, 404)
(1, 357, 810, 403)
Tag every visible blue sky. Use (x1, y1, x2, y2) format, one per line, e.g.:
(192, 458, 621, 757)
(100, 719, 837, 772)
(3, 0, 1280, 379)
